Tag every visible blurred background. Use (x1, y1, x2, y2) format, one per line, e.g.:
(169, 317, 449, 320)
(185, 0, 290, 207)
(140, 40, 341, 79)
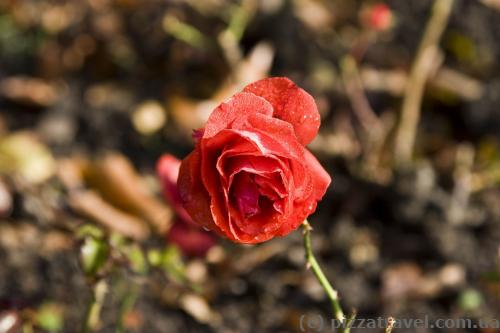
(0, 0, 499, 332)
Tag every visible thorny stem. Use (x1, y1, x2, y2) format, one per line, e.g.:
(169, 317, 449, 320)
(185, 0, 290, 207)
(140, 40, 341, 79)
(301, 221, 349, 330)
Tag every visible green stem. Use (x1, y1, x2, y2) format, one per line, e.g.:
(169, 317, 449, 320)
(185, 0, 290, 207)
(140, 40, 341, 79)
(301, 221, 347, 326)
(82, 279, 107, 333)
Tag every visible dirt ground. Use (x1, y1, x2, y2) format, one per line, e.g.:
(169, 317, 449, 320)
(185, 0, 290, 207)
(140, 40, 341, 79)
(0, 0, 499, 332)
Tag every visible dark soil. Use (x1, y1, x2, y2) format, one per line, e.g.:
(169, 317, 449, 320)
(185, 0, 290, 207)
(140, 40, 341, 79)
(0, 0, 499, 332)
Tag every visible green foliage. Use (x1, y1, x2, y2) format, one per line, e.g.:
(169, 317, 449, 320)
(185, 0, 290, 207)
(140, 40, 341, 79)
(458, 289, 483, 312)
(0, 14, 44, 60)
(123, 244, 148, 275)
(80, 236, 109, 277)
(162, 15, 208, 49)
(148, 245, 187, 283)
(35, 303, 64, 333)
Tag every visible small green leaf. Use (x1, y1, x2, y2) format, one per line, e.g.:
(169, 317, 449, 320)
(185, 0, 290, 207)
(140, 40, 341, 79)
(80, 237, 109, 276)
(161, 245, 186, 283)
(147, 249, 162, 267)
(458, 288, 483, 311)
(109, 232, 127, 249)
(481, 271, 500, 282)
(35, 303, 63, 333)
(123, 244, 148, 275)
(162, 15, 208, 49)
(76, 224, 105, 240)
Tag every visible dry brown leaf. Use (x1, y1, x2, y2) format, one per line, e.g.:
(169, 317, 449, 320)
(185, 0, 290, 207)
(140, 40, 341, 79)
(179, 293, 220, 325)
(88, 153, 172, 233)
(58, 157, 152, 241)
(0, 177, 12, 218)
(68, 190, 150, 241)
(0, 77, 61, 107)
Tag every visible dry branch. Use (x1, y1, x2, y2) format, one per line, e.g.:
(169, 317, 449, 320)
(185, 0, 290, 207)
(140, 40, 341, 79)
(394, 0, 455, 167)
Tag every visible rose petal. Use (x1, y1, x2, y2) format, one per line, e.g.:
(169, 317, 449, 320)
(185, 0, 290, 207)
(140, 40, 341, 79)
(254, 173, 287, 200)
(203, 92, 273, 139)
(167, 220, 216, 257)
(178, 147, 221, 234)
(275, 149, 331, 236)
(230, 172, 261, 217)
(304, 148, 331, 203)
(243, 113, 305, 160)
(201, 130, 294, 242)
(216, 142, 263, 185)
(157, 154, 193, 224)
(243, 77, 320, 145)
(221, 155, 285, 188)
(228, 196, 282, 242)
(192, 128, 204, 142)
(200, 131, 245, 241)
(238, 113, 315, 200)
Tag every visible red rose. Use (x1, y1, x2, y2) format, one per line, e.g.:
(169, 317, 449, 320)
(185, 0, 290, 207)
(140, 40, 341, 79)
(178, 77, 331, 244)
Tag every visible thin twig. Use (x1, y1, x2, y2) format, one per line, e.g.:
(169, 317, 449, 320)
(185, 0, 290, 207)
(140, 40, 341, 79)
(82, 279, 107, 333)
(385, 317, 396, 333)
(360, 66, 484, 101)
(394, 0, 454, 167)
(345, 311, 357, 332)
(341, 55, 397, 183)
(341, 55, 382, 133)
(448, 143, 474, 224)
(301, 221, 345, 323)
(218, 0, 257, 72)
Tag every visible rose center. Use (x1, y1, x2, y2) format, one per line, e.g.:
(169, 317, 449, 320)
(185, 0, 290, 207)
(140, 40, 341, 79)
(229, 172, 286, 218)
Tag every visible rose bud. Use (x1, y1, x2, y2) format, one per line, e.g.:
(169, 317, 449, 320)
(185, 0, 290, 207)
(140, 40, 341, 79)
(177, 77, 331, 244)
(360, 3, 394, 32)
